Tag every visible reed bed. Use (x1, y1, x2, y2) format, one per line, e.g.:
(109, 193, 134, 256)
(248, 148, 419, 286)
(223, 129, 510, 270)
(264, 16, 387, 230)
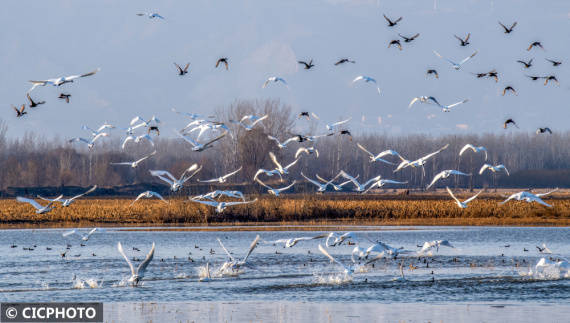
(0, 193, 568, 227)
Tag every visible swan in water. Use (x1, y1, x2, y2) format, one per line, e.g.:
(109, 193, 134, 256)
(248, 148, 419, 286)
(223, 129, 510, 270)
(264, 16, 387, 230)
(38, 186, 97, 207)
(217, 235, 260, 273)
(445, 187, 482, 209)
(117, 242, 155, 286)
(191, 198, 257, 213)
(150, 164, 201, 191)
(16, 197, 58, 214)
(426, 170, 471, 189)
(318, 244, 382, 276)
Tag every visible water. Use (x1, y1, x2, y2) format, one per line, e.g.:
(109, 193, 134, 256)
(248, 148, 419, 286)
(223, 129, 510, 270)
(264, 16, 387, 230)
(0, 226, 568, 321)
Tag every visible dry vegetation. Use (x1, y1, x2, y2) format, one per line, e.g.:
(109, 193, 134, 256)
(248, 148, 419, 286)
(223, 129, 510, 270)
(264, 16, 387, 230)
(1, 191, 569, 228)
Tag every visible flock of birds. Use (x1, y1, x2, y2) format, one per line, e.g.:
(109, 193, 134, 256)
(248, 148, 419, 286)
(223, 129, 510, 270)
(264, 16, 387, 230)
(8, 8, 566, 287)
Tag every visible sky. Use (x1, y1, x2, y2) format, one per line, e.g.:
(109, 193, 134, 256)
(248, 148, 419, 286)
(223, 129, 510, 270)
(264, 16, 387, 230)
(1, 0, 569, 139)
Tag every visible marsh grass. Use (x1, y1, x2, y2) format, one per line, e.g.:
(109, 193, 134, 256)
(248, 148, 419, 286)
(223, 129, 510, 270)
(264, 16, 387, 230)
(1, 191, 568, 228)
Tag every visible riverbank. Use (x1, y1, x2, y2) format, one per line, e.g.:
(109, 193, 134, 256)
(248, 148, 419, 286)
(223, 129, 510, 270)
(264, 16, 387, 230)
(1, 191, 568, 228)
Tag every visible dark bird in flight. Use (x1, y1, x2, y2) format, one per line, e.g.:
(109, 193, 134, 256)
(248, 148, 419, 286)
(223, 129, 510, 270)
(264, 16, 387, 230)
(503, 119, 518, 129)
(545, 58, 562, 67)
(472, 72, 487, 78)
(298, 112, 319, 120)
(339, 130, 353, 141)
(174, 62, 189, 75)
(148, 126, 160, 136)
(516, 58, 533, 68)
(526, 75, 541, 81)
(334, 58, 355, 66)
(388, 39, 402, 50)
(487, 70, 499, 82)
(502, 86, 517, 96)
(536, 245, 546, 252)
(527, 41, 543, 51)
(454, 33, 470, 46)
(59, 93, 71, 103)
(383, 14, 402, 27)
(215, 57, 229, 70)
(13, 104, 27, 117)
(27, 93, 45, 108)
(536, 127, 552, 135)
(298, 59, 315, 70)
(426, 69, 439, 79)
(498, 21, 517, 33)
(399, 33, 419, 42)
(543, 75, 559, 86)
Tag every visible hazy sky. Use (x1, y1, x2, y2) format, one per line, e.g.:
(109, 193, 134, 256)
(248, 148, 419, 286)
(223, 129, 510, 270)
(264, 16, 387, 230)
(1, 0, 569, 139)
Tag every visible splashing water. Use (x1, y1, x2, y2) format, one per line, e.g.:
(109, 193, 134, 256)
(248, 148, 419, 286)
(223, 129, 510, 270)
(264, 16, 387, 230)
(523, 258, 570, 280)
(314, 273, 353, 285)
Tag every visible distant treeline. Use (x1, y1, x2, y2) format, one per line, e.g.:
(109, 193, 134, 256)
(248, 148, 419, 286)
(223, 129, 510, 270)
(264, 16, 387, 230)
(1, 99, 568, 196)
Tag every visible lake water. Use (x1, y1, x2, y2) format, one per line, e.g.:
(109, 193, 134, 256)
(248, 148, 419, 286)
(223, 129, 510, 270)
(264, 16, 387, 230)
(0, 226, 568, 322)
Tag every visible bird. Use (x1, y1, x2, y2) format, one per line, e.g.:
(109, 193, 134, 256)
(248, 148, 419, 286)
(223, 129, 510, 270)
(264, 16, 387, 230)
(186, 122, 230, 140)
(175, 130, 227, 152)
(517, 59, 533, 68)
(130, 115, 161, 128)
(62, 228, 99, 241)
(26, 93, 45, 108)
(28, 68, 100, 92)
(326, 117, 351, 132)
(339, 171, 382, 192)
(117, 242, 155, 286)
(527, 42, 544, 51)
(472, 72, 488, 79)
(536, 127, 552, 135)
(500, 189, 558, 208)
(419, 240, 455, 254)
(130, 191, 168, 206)
(58, 93, 71, 103)
(298, 59, 314, 69)
(174, 62, 189, 75)
(479, 164, 510, 176)
(253, 168, 283, 182)
(394, 144, 449, 176)
(426, 170, 471, 189)
(191, 198, 257, 213)
(38, 186, 97, 207)
(445, 187, 482, 209)
(121, 134, 155, 150)
(426, 69, 439, 79)
(356, 143, 401, 165)
(503, 119, 518, 129)
(383, 14, 402, 27)
(265, 234, 328, 248)
(338, 130, 353, 141)
(315, 174, 354, 191)
(13, 104, 26, 117)
(334, 58, 355, 65)
(454, 33, 470, 46)
(433, 50, 477, 70)
(318, 244, 358, 275)
(363, 179, 408, 194)
(262, 76, 288, 89)
(487, 70, 499, 82)
(150, 164, 201, 192)
(352, 76, 381, 94)
(498, 21, 517, 33)
(191, 190, 246, 202)
(543, 76, 559, 86)
(230, 114, 268, 131)
(269, 152, 300, 175)
(16, 197, 57, 214)
(215, 57, 229, 70)
(136, 12, 164, 19)
(110, 151, 156, 168)
(255, 179, 296, 196)
(69, 133, 109, 149)
(545, 58, 562, 67)
(301, 172, 332, 192)
(82, 123, 115, 136)
(217, 235, 260, 273)
(295, 147, 319, 158)
(408, 96, 440, 108)
(536, 243, 553, 254)
(399, 33, 419, 42)
(502, 86, 517, 96)
(267, 135, 303, 149)
(198, 167, 242, 183)
(297, 111, 319, 120)
(364, 240, 411, 258)
(388, 40, 402, 50)
(459, 144, 488, 160)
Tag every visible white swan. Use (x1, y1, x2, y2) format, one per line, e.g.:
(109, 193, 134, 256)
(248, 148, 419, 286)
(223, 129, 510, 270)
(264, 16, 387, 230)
(295, 147, 319, 158)
(356, 143, 401, 164)
(418, 240, 455, 254)
(37, 186, 97, 207)
(230, 115, 268, 131)
(265, 234, 328, 248)
(69, 133, 109, 149)
(16, 197, 57, 214)
(363, 179, 408, 194)
(394, 144, 449, 176)
(269, 152, 299, 175)
(175, 130, 227, 152)
(191, 190, 246, 202)
(110, 151, 156, 168)
(479, 164, 510, 176)
(433, 50, 477, 70)
(445, 187, 482, 209)
(500, 189, 558, 208)
(150, 164, 201, 192)
(198, 167, 242, 183)
(121, 134, 155, 150)
(339, 171, 381, 192)
(117, 242, 155, 286)
(130, 191, 168, 206)
(28, 68, 100, 92)
(459, 144, 488, 161)
(262, 77, 288, 89)
(325, 118, 352, 132)
(62, 228, 99, 241)
(352, 76, 381, 94)
(218, 235, 260, 273)
(255, 179, 296, 196)
(426, 169, 471, 189)
(191, 198, 257, 213)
